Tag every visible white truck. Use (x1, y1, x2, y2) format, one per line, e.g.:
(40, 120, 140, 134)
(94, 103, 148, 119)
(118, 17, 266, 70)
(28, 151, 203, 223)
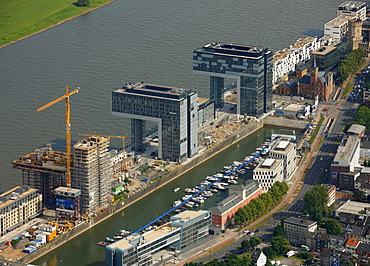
(286, 250, 295, 258)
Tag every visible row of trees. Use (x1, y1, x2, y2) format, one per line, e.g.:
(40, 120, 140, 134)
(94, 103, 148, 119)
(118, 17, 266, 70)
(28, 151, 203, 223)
(337, 48, 367, 82)
(345, 105, 370, 132)
(234, 181, 289, 226)
(262, 235, 290, 259)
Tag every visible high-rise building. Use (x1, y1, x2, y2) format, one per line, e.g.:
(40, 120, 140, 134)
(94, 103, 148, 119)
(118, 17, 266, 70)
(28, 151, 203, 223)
(112, 83, 198, 163)
(193, 42, 273, 117)
(73, 136, 111, 215)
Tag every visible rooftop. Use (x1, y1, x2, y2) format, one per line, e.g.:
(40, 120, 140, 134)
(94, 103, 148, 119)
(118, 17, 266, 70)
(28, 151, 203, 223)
(0, 186, 38, 209)
(336, 200, 370, 216)
(284, 216, 317, 227)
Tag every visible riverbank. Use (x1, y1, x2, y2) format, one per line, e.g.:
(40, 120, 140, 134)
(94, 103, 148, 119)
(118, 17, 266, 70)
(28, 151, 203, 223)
(0, 0, 116, 48)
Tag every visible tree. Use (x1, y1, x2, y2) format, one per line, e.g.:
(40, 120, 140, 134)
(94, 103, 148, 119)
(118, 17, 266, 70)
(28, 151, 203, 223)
(303, 185, 329, 221)
(354, 189, 366, 202)
(324, 219, 342, 235)
(273, 224, 285, 237)
(249, 237, 262, 248)
(76, 0, 90, 6)
(262, 246, 277, 259)
(270, 235, 290, 255)
(241, 239, 251, 250)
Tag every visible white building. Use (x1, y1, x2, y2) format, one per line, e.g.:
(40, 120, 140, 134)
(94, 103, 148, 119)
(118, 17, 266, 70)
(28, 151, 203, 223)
(269, 141, 297, 181)
(253, 158, 284, 192)
(272, 37, 321, 84)
(337, 1, 367, 21)
(0, 186, 42, 236)
(324, 15, 353, 41)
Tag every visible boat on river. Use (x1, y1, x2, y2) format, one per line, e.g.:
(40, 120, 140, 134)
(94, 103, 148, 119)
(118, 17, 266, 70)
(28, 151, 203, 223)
(173, 187, 180, 193)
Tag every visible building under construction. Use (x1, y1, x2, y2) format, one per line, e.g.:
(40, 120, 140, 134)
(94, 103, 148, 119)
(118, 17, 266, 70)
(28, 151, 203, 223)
(72, 136, 111, 216)
(12, 145, 66, 207)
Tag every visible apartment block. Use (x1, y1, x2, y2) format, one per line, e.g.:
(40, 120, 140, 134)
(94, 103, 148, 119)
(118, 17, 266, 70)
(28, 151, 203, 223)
(0, 186, 42, 236)
(73, 136, 112, 216)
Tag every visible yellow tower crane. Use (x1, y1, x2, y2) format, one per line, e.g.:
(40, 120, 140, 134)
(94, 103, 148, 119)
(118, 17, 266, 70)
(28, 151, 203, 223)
(78, 133, 127, 171)
(37, 86, 80, 188)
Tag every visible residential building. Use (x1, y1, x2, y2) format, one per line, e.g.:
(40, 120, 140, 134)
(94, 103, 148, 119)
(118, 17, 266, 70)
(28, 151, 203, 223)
(345, 238, 361, 253)
(112, 83, 198, 163)
(209, 180, 262, 229)
(197, 98, 215, 128)
(0, 186, 42, 236)
(269, 141, 297, 180)
(73, 136, 112, 216)
(253, 158, 284, 192)
(321, 184, 336, 207)
(344, 224, 366, 242)
(193, 42, 273, 117)
(337, 1, 367, 21)
(324, 15, 353, 41)
(328, 235, 346, 251)
(284, 217, 317, 245)
(272, 37, 320, 84)
(320, 248, 354, 266)
(105, 210, 211, 266)
(250, 249, 267, 266)
(306, 230, 329, 252)
(310, 37, 351, 73)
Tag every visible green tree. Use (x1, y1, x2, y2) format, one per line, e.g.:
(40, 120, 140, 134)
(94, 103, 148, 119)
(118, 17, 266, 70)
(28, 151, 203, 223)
(241, 239, 251, 250)
(262, 246, 278, 259)
(303, 185, 329, 221)
(76, 0, 90, 6)
(354, 189, 366, 202)
(324, 219, 342, 235)
(270, 235, 290, 255)
(249, 237, 262, 248)
(273, 224, 285, 237)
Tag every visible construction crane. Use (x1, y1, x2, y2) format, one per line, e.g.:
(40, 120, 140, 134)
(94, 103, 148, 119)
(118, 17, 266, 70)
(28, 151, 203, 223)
(37, 86, 80, 188)
(78, 133, 128, 171)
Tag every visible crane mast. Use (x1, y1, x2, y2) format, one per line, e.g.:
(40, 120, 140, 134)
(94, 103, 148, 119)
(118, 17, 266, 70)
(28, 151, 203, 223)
(37, 86, 79, 188)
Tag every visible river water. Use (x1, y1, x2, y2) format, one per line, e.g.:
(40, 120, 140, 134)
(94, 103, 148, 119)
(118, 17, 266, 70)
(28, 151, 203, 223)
(0, 0, 339, 264)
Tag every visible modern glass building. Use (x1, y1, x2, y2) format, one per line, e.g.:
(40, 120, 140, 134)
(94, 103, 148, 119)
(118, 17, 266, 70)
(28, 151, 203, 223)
(105, 210, 212, 266)
(193, 42, 273, 117)
(112, 83, 198, 163)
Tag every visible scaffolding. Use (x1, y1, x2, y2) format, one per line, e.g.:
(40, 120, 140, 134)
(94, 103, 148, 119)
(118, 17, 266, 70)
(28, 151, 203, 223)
(72, 136, 111, 216)
(12, 144, 67, 207)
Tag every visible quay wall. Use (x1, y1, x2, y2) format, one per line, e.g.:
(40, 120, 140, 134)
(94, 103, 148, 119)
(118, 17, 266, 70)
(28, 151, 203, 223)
(23, 116, 304, 264)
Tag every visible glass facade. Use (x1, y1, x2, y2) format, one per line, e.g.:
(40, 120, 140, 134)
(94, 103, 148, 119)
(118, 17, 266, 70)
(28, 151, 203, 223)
(112, 83, 198, 163)
(193, 42, 273, 117)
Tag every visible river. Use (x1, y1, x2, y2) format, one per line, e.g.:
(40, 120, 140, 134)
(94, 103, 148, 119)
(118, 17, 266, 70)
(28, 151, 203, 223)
(0, 0, 339, 264)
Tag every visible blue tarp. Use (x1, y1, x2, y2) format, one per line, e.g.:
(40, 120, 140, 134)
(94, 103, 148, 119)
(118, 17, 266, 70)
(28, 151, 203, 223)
(141, 178, 148, 182)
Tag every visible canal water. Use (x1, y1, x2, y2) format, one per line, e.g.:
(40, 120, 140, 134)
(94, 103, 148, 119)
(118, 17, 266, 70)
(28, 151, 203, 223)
(33, 126, 292, 265)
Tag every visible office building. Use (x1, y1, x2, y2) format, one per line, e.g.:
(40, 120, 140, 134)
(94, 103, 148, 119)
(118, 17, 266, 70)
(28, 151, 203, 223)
(284, 217, 317, 246)
(193, 42, 273, 117)
(112, 83, 198, 163)
(73, 136, 112, 215)
(54, 187, 81, 221)
(269, 141, 297, 180)
(0, 186, 42, 236)
(253, 158, 284, 192)
(209, 180, 262, 229)
(105, 210, 211, 266)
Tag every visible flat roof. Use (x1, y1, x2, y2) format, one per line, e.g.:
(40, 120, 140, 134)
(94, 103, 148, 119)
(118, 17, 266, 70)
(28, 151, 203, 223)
(195, 42, 270, 60)
(276, 141, 290, 150)
(336, 200, 370, 215)
(325, 15, 352, 27)
(173, 210, 209, 221)
(0, 186, 38, 209)
(262, 158, 275, 167)
(338, 1, 366, 11)
(334, 135, 359, 163)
